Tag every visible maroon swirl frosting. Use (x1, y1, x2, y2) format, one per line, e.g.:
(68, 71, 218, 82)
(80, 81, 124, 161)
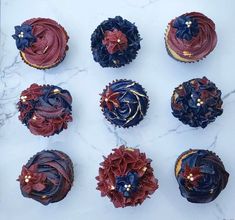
(22, 18, 69, 68)
(167, 12, 217, 61)
(18, 150, 74, 205)
(18, 83, 72, 137)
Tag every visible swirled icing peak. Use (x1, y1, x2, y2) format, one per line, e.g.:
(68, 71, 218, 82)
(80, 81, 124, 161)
(18, 150, 74, 205)
(18, 83, 72, 137)
(175, 149, 229, 203)
(100, 79, 149, 128)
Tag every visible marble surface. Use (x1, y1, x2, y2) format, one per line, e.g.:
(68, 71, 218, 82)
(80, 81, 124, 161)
(0, 0, 235, 219)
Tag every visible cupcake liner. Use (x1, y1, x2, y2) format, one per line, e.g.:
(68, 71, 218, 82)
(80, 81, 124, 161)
(100, 79, 149, 128)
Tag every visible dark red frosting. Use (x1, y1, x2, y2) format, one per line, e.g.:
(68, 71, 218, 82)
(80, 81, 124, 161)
(167, 12, 217, 60)
(22, 18, 69, 67)
(96, 146, 158, 208)
(18, 150, 74, 205)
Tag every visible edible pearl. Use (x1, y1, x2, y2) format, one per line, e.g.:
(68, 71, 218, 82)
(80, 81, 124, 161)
(105, 98, 108, 102)
(117, 39, 121, 43)
(190, 177, 194, 181)
(25, 179, 29, 183)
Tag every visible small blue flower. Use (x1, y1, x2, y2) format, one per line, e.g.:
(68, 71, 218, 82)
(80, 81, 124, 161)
(115, 171, 139, 197)
(12, 24, 36, 50)
(173, 15, 199, 41)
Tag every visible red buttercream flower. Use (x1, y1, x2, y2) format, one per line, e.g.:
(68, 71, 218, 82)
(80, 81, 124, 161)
(28, 112, 72, 137)
(18, 164, 47, 194)
(20, 83, 43, 102)
(96, 146, 158, 208)
(181, 164, 202, 188)
(100, 87, 120, 111)
(102, 29, 128, 54)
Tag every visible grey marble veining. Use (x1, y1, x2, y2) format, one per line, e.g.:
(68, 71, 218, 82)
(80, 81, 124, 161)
(0, 0, 235, 220)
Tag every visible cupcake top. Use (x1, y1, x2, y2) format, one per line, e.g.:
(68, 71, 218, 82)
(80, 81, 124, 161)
(166, 12, 217, 61)
(12, 18, 69, 68)
(171, 77, 223, 128)
(96, 146, 158, 208)
(18, 83, 72, 137)
(175, 149, 229, 203)
(18, 150, 74, 205)
(91, 16, 141, 68)
(100, 79, 149, 128)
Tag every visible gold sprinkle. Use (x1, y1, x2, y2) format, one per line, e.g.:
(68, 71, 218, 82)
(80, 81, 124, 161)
(110, 186, 115, 190)
(53, 89, 60, 94)
(32, 116, 37, 120)
(125, 147, 135, 152)
(42, 195, 47, 199)
(183, 51, 192, 57)
(142, 167, 147, 172)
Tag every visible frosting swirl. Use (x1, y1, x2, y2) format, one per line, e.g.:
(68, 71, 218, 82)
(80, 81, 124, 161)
(18, 150, 74, 205)
(21, 18, 69, 68)
(175, 149, 229, 203)
(100, 79, 149, 128)
(96, 146, 158, 208)
(167, 12, 217, 61)
(18, 83, 72, 137)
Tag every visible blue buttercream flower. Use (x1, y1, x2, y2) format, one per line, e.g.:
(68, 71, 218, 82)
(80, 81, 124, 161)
(115, 171, 139, 197)
(173, 15, 199, 41)
(12, 24, 36, 50)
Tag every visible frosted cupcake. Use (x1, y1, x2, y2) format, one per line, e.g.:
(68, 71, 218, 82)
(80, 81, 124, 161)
(12, 18, 69, 69)
(91, 16, 141, 68)
(96, 146, 158, 208)
(165, 12, 217, 62)
(18, 84, 72, 137)
(175, 149, 229, 203)
(18, 150, 74, 205)
(100, 79, 149, 128)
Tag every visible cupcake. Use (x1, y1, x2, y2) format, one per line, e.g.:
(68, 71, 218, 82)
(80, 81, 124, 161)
(18, 83, 72, 137)
(96, 146, 158, 208)
(175, 149, 229, 203)
(12, 18, 69, 69)
(18, 150, 74, 205)
(165, 12, 217, 62)
(91, 16, 141, 68)
(100, 79, 149, 128)
(171, 77, 223, 128)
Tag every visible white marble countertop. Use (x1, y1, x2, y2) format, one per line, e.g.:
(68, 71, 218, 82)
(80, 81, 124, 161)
(1, 0, 235, 219)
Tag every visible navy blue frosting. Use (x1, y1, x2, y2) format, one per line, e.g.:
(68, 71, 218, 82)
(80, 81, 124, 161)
(101, 80, 149, 128)
(116, 171, 139, 197)
(91, 16, 141, 68)
(176, 150, 229, 203)
(12, 24, 36, 50)
(171, 77, 223, 128)
(173, 15, 199, 41)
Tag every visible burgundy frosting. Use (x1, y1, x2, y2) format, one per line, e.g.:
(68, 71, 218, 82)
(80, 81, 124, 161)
(22, 18, 69, 67)
(167, 12, 217, 60)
